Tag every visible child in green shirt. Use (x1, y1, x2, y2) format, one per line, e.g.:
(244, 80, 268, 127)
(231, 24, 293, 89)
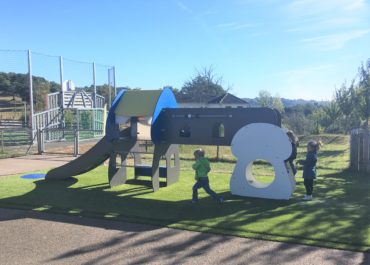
(192, 149, 223, 203)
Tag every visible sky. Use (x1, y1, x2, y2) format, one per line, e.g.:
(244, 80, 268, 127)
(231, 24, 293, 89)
(1, 0, 370, 100)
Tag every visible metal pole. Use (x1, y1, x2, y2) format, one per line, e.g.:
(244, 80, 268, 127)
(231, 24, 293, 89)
(108, 68, 112, 107)
(76, 109, 80, 131)
(59, 56, 65, 139)
(74, 128, 79, 157)
(93, 62, 96, 108)
(92, 62, 97, 137)
(37, 129, 44, 154)
(28, 50, 34, 142)
(113, 66, 116, 96)
(24, 102, 27, 127)
(59, 56, 64, 108)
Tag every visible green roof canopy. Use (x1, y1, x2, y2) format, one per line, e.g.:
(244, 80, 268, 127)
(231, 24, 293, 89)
(114, 90, 162, 117)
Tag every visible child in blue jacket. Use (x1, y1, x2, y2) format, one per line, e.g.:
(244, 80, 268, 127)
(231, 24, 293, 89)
(301, 140, 321, 200)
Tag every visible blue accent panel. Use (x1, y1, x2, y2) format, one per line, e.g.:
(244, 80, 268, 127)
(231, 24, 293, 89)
(106, 89, 126, 141)
(151, 88, 177, 143)
(21, 173, 46, 179)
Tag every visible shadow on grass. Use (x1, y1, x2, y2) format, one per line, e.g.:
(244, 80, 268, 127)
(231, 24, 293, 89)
(0, 168, 369, 264)
(319, 149, 347, 158)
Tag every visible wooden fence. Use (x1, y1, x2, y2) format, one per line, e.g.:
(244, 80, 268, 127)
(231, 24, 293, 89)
(350, 129, 370, 173)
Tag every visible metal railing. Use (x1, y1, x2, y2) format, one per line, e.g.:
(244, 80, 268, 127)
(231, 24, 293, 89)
(36, 128, 104, 157)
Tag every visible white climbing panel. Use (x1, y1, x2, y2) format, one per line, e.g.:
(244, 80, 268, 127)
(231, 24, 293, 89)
(230, 123, 295, 200)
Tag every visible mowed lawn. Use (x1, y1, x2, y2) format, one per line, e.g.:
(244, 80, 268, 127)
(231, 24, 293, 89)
(0, 134, 369, 252)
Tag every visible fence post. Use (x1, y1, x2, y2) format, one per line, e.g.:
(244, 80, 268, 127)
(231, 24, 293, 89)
(350, 130, 357, 171)
(1, 130, 4, 153)
(37, 129, 44, 154)
(24, 102, 27, 127)
(365, 129, 370, 173)
(359, 133, 364, 171)
(216, 145, 220, 161)
(74, 128, 79, 157)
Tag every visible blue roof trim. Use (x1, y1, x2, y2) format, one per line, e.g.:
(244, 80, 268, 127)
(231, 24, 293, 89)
(106, 89, 126, 141)
(151, 88, 177, 143)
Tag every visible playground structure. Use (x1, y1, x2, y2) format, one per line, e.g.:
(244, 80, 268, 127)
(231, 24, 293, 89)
(30, 84, 107, 156)
(32, 79, 106, 151)
(46, 88, 296, 200)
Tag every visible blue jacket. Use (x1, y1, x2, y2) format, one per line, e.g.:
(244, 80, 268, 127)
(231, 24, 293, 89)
(303, 151, 317, 179)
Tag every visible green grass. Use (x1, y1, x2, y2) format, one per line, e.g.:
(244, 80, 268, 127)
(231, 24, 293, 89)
(0, 134, 369, 252)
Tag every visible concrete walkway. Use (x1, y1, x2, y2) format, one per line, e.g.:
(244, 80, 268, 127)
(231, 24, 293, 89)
(0, 208, 368, 265)
(0, 154, 76, 176)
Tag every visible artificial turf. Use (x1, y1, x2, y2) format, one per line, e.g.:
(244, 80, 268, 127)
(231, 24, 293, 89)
(0, 135, 369, 252)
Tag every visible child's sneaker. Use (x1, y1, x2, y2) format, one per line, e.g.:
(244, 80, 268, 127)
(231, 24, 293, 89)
(303, 195, 312, 201)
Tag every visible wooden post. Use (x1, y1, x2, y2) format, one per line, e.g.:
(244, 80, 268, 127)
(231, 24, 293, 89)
(365, 129, 370, 173)
(359, 133, 364, 171)
(355, 133, 359, 171)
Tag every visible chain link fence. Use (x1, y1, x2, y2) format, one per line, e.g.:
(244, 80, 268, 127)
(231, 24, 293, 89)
(0, 49, 115, 158)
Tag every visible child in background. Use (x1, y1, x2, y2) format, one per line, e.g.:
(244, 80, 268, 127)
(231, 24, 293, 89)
(192, 149, 223, 203)
(300, 140, 321, 200)
(285, 130, 299, 176)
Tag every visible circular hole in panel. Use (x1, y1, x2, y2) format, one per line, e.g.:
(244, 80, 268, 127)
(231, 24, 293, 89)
(246, 159, 275, 188)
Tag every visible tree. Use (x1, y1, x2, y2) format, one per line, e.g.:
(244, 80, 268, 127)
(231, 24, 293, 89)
(335, 82, 361, 132)
(334, 59, 370, 130)
(256, 90, 284, 113)
(321, 101, 341, 133)
(310, 108, 326, 134)
(357, 60, 370, 128)
(178, 66, 226, 102)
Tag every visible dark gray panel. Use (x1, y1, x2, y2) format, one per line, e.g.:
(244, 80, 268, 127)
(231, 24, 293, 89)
(154, 108, 281, 145)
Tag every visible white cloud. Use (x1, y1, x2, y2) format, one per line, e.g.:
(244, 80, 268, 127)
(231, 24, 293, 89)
(278, 64, 334, 77)
(275, 64, 337, 100)
(215, 22, 255, 31)
(283, 0, 369, 33)
(286, 0, 366, 19)
(176, 1, 192, 13)
(301, 29, 370, 50)
(282, 0, 370, 50)
(197, 9, 219, 17)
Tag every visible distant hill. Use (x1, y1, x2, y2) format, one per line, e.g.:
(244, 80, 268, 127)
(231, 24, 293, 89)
(243, 98, 329, 107)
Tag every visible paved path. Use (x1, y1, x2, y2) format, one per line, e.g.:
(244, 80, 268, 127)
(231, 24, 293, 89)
(0, 208, 368, 265)
(0, 154, 76, 176)
(0, 138, 98, 177)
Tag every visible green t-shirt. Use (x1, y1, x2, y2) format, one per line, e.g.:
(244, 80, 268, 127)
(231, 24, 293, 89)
(192, 157, 211, 180)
